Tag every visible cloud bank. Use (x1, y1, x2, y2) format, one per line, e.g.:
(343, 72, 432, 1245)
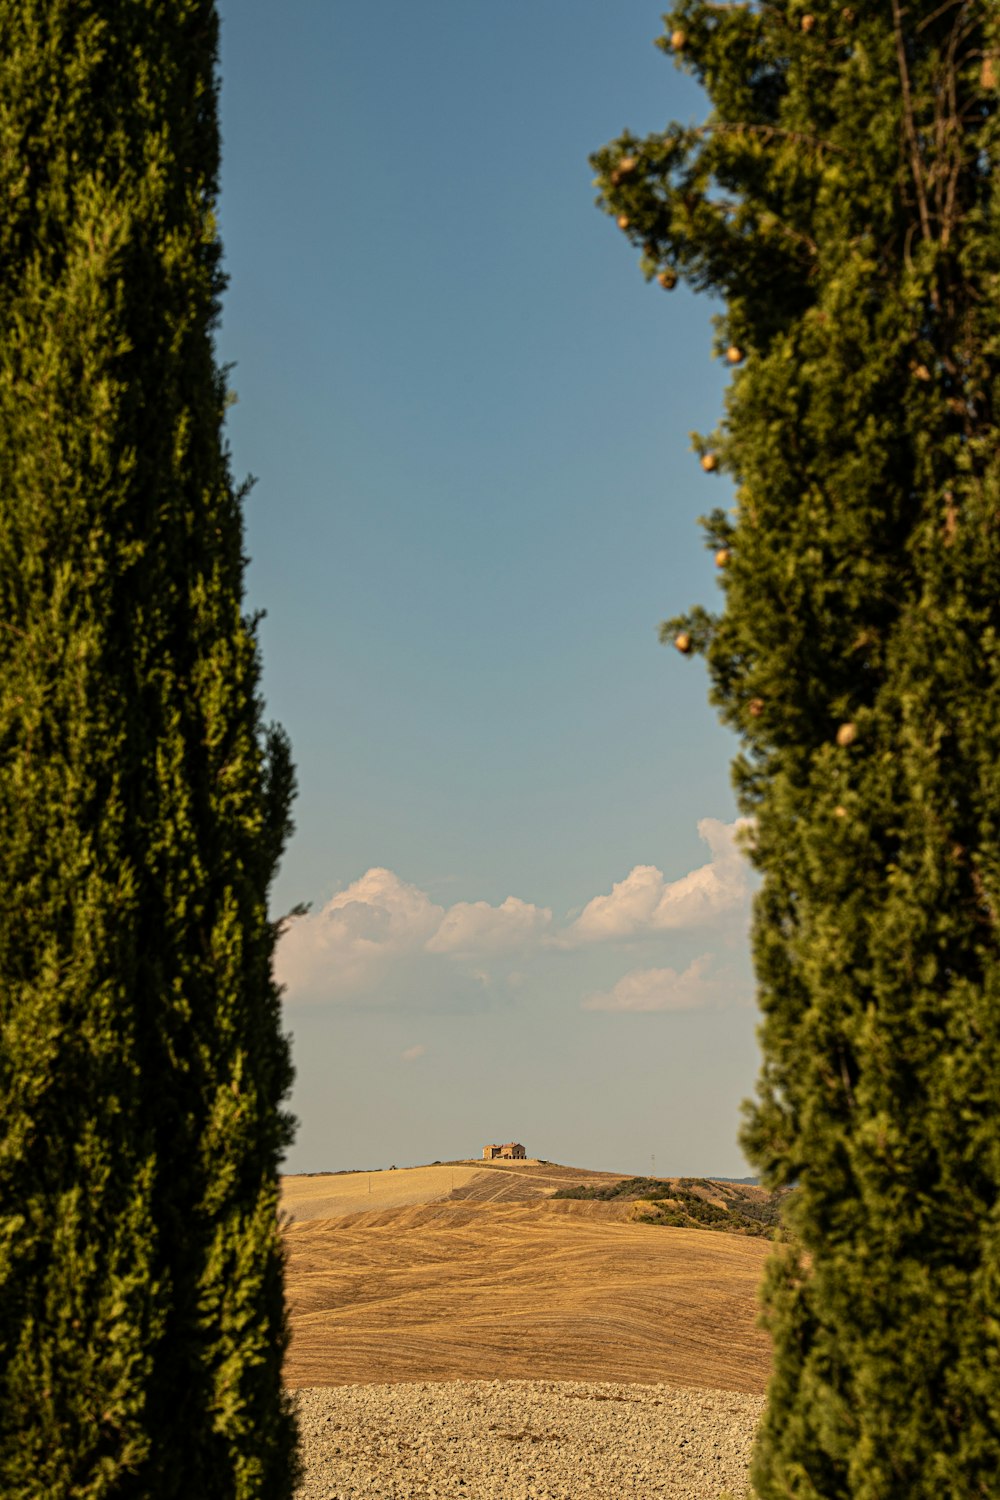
(275, 818, 752, 1008)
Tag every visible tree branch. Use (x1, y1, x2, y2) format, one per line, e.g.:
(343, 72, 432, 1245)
(892, 0, 933, 242)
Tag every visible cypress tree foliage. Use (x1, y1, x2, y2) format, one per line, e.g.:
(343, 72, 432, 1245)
(0, 4, 299, 1496)
(594, 3, 999, 1495)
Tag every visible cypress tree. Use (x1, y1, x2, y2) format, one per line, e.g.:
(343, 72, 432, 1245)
(0, 4, 299, 1496)
(594, 2, 1000, 1495)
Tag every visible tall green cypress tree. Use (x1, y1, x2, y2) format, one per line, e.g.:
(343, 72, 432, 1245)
(595, 2, 1000, 1495)
(0, 4, 299, 1496)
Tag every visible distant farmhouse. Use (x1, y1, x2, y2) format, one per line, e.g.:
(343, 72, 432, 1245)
(483, 1142, 526, 1160)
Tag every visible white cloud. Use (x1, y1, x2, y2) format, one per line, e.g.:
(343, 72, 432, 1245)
(274, 818, 752, 1007)
(274, 867, 444, 999)
(401, 1044, 426, 1062)
(276, 869, 551, 1003)
(426, 895, 552, 956)
(561, 818, 751, 946)
(582, 955, 717, 1013)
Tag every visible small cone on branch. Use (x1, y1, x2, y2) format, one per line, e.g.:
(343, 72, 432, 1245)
(725, 346, 744, 364)
(801, 14, 815, 32)
(618, 155, 637, 177)
(674, 631, 693, 654)
(836, 722, 857, 747)
(715, 548, 731, 567)
(749, 698, 765, 717)
(835, 805, 847, 818)
(671, 29, 686, 50)
(912, 363, 931, 381)
(700, 452, 719, 472)
(617, 214, 630, 231)
(983, 54, 997, 90)
(658, 268, 678, 290)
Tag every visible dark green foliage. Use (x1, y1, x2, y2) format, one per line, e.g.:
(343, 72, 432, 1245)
(634, 1190, 754, 1233)
(680, 1178, 787, 1232)
(634, 1182, 784, 1238)
(554, 1177, 787, 1237)
(552, 1175, 669, 1201)
(594, 2, 1000, 1495)
(0, 4, 298, 1496)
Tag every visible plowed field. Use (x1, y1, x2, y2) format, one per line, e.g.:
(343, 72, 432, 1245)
(281, 1161, 772, 1395)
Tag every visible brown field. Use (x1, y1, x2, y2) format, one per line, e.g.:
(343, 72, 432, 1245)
(282, 1160, 773, 1396)
(280, 1162, 485, 1221)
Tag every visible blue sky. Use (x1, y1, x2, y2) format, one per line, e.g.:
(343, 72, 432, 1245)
(217, 2, 758, 1177)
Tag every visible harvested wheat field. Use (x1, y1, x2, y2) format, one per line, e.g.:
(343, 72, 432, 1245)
(281, 1163, 486, 1222)
(282, 1160, 772, 1394)
(284, 1161, 773, 1498)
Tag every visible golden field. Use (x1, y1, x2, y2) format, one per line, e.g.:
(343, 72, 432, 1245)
(281, 1160, 772, 1395)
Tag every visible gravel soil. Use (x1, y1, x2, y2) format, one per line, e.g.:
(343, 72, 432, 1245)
(293, 1379, 763, 1500)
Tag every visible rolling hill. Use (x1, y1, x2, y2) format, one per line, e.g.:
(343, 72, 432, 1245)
(281, 1159, 775, 1395)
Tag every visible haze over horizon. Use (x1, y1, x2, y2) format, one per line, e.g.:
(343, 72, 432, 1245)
(218, 1, 759, 1178)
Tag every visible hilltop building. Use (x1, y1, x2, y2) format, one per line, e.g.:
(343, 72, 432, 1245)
(483, 1143, 526, 1160)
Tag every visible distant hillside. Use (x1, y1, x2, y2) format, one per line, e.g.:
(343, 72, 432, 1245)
(281, 1161, 772, 1392)
(281, 1159, 792, 1239)
(552, 1175, 790, 1239)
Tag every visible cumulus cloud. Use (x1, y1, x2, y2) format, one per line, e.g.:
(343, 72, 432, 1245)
(276, 868, 550, 1003)
(582, 954, 718, 1013)
(274, 867, 444, 999)
(561, 818, 751, 946)
(401, 1044, 426, 1062)
(426, 895, 552, 956)
(275, 818, 751, 1006)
